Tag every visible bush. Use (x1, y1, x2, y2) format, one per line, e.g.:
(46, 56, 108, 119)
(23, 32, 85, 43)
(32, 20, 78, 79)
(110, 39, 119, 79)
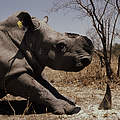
(112, 43, 120, 56)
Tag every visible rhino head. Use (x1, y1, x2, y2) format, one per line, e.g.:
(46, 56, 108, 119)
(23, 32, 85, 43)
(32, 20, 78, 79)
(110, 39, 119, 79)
(2, 11, 94, 72)
(45, 32, 94, 72)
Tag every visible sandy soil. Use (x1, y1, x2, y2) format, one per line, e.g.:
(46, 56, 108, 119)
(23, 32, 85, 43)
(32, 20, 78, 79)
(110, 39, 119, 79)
(0, 84, 120, 120)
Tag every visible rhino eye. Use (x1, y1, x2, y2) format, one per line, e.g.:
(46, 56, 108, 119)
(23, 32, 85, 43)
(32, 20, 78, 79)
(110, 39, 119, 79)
(56, 42, 66, 52)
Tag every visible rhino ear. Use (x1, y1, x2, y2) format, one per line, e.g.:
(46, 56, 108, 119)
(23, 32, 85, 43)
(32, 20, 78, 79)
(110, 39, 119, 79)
(43, 16, 48, 23)
(17, 11, 34, 30)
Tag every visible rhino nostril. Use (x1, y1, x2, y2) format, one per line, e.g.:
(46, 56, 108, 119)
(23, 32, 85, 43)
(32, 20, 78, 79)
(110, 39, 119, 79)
(81, 58, 91, 66)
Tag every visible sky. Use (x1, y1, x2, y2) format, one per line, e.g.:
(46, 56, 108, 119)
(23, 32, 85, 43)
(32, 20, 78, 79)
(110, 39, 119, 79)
(0, 0, 119, 43)
(0, 0, 91, 34)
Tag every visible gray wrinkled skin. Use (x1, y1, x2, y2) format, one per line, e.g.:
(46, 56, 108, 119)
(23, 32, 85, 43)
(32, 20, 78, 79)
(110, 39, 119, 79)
(0, 11, 93, 114)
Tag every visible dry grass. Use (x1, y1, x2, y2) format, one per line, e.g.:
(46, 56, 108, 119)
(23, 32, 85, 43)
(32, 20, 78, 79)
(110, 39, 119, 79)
(43, 53, 120, 90)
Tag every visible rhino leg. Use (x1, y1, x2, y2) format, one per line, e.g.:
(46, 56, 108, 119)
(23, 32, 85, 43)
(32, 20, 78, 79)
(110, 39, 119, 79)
(0, 88, 6, 99)
(34, 74, 75, 106)
(5, 72, 80, 115)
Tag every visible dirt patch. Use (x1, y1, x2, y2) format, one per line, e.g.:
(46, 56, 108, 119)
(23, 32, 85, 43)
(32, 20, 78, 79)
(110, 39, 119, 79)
(0, 84, 120, 120)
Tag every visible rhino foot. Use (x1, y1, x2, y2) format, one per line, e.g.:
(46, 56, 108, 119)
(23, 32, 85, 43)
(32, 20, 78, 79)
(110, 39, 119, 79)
(53, 105, 81, 115)
(65, 106, 81, 115)
(51, 100, 81, 115)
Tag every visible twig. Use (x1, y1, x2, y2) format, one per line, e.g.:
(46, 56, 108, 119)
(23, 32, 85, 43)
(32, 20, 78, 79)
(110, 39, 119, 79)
(116, 0, 120, 13)
(7, 100, 16, 115)
(23, 98, 32, 115)
(99, 0, 110, 21)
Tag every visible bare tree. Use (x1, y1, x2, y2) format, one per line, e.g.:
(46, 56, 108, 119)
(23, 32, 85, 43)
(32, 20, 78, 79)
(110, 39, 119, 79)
(51, 0, 120, 80)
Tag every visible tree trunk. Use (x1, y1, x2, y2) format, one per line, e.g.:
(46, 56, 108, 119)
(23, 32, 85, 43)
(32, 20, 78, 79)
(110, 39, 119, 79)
(117, 55, 120, 77)
(102, 38, 112, 80)
(105, 58, 112, 80)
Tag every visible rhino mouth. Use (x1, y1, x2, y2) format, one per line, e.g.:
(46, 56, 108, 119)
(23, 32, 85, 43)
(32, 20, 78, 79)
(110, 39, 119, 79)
(75, 56, 92, 67)
(70, 59, 91, 72)
(47, 55, 92, 72)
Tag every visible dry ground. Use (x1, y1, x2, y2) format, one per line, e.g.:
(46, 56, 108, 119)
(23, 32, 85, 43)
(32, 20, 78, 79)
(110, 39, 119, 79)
(0, 54, 120, 120)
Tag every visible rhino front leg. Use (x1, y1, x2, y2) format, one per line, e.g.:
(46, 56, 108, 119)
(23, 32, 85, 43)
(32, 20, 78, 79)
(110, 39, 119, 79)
(0, 88, 6, 99)
(33, 74, 75, 106)
(5, 72, 80, 115)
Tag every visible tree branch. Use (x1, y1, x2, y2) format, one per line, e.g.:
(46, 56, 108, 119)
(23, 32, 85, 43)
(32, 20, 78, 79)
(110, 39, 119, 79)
(76, 0, 102, 39)
(89, 0, 102, 26)
(99, 0, 110, 21)
(116, 0, 120, 13)
(109, 12, 119, 62)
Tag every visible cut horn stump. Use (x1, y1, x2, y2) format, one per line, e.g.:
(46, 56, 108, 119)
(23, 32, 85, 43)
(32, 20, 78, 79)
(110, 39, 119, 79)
(98, 83, 112, 110)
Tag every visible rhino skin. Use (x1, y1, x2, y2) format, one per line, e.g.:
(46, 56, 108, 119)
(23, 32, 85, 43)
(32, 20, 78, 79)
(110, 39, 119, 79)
(0, 11, 93, 115)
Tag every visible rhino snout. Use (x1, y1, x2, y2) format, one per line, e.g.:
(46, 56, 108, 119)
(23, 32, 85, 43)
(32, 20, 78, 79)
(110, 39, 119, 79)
(75, 55, 92, 70)
(80, 56, 92, 67)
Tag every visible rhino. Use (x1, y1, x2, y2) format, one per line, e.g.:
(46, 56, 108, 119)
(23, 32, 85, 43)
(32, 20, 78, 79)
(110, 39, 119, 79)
(0, 11, 93, 115)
